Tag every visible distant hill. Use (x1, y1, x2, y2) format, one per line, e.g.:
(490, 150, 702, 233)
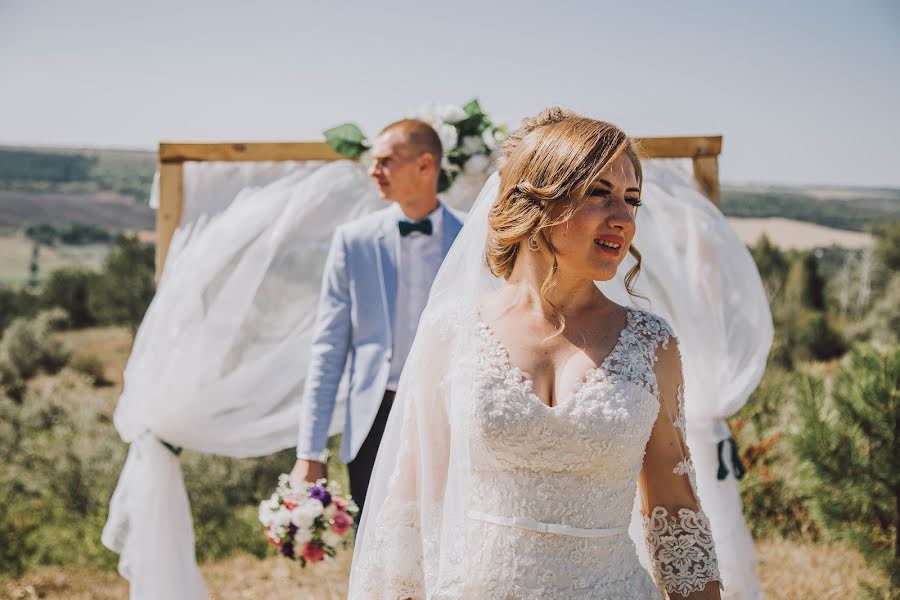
(0, 145, 156, 203)
(720, 184, 900, 232)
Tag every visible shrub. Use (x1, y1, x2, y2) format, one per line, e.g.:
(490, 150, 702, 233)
(0, 309, 71, 382)
(796, 312, 846, 361)
(793, 345, 900, 598)
(0, 285, 37, 334)
(88, 235, 155, 332)
(69, 353, 110, 386)
(40, 268, 100, 328)
(735, 366, 816, 539)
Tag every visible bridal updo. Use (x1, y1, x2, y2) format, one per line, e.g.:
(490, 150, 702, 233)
(487, 107, 643, 297)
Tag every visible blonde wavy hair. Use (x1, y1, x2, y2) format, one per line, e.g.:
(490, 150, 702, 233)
(486, 108, 644, 317)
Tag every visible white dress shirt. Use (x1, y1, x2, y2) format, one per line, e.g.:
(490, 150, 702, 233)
(387, 202, 445, 390)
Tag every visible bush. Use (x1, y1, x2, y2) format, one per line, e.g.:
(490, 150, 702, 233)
(0, 378, 124, 572)
(735, 366, 816, 539)
(793, 345, 900, 598)
(88, 235, 155, 332)
(0, 309, 71, 383)
(69, 353, 110, 386)
(796, 312, 846, 361)
(0, 285, 37, 335)
(40, 268, 100, 328)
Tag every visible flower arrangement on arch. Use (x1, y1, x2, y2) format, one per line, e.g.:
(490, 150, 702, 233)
(258, 474, 359, 567)
(323, 98, 508, 193)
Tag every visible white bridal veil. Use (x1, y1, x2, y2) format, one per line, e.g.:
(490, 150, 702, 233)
(104, 157, 770, 599)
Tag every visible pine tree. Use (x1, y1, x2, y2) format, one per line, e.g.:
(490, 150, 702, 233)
(793, 345, 900, 598)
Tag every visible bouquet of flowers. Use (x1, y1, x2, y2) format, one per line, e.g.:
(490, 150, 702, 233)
(258, 474, 359, 566)
(323, 98, 508, 194)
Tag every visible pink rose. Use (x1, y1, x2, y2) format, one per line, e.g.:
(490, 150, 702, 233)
(265, 527, 280, 546)
(332, 497, 347, 511)
(331, 510, 353, 535)
(282, 496, 299, 510)
(302, 542, 325, 562)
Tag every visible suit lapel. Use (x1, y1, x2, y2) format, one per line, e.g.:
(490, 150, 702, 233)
(441, 207, 463, 257)
(374, 212, 398, 344)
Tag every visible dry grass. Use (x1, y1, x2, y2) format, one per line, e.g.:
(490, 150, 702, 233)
(3, 539, 885, 599)
(53, 325, 134, 387)
(756, 538, 884, 600)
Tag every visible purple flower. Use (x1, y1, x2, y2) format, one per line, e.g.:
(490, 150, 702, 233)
(309, 485, 332, 507)
(281, 542, 295, 559)
(287, 523, 298, 536)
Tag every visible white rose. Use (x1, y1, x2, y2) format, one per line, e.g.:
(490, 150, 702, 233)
(306, 498, 324, 517)
(293, 527, 313, 547)
(464, 154, 491, 175)
(437, 124, 459, 151)
(272, 506, 293, 529)
(438, 104, 467, 124)
(416, 102, 439, 126)
(269, 524, 287, 540)
(321, 529, 343, 548)
(461, 135, 485, 155)
(290, 505, 314, 529)
(290, 499, 323, 529)
(258, 495, 281, 525)
(482, 128, 498, 150)
(258, 504, 275, 526)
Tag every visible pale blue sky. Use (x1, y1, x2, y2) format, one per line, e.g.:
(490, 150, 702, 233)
(1, 1, 898, 187)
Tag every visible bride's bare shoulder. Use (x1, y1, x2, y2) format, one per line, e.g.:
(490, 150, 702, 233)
(474, 288, 518, 324)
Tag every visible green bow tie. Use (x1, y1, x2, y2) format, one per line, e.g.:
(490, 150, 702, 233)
(398, 218, 433, 237)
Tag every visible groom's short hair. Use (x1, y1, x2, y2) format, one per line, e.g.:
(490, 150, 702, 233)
(379, 119, 443, 168)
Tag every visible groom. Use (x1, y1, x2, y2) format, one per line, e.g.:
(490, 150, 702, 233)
(292, 119, 464, 513)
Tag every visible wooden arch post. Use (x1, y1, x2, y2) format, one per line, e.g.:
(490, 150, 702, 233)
(155, 136, 722, 279)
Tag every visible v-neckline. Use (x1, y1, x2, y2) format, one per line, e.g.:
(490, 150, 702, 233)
(477, 308, 634, 411)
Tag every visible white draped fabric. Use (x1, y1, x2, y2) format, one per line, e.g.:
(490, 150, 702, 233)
(104, 157, 769, 599)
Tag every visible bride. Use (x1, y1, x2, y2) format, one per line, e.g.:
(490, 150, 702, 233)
(349, 109, 722, 599)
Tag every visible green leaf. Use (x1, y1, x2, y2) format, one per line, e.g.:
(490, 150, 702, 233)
(437, 170, 454, 193)
(463, 98, 483, 118)
(323, 123, 369, 159)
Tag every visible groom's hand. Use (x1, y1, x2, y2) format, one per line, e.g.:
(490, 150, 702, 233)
(291, 458, 326, 484)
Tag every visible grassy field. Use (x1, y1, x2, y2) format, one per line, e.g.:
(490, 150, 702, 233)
(1, 539, 880, 600)
(0, 232, 111, 286)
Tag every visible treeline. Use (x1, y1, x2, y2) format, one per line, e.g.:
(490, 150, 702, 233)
(24, 222, 114, 245)
(720, 187, 900, 232)
(0, 147, 155, 203)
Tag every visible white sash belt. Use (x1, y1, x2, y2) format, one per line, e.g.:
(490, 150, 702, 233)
(466, 510, 628, 539)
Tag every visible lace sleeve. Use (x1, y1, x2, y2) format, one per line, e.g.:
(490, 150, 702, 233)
(639, 333, 722, 599)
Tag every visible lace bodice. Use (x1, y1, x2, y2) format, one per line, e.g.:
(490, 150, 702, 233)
(470, 309, 666, 532)
(351, 307, 720, 599)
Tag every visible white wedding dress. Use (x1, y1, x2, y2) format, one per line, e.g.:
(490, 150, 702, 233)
(350, 174, 725, 599)
(353, 307, 719, 599)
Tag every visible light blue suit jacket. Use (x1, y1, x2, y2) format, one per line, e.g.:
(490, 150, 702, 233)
(297, 203, 464, 463)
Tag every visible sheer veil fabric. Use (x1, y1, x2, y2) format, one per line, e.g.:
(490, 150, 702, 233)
(103, 161, 384, 599)
(103, 158, 769, 599)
